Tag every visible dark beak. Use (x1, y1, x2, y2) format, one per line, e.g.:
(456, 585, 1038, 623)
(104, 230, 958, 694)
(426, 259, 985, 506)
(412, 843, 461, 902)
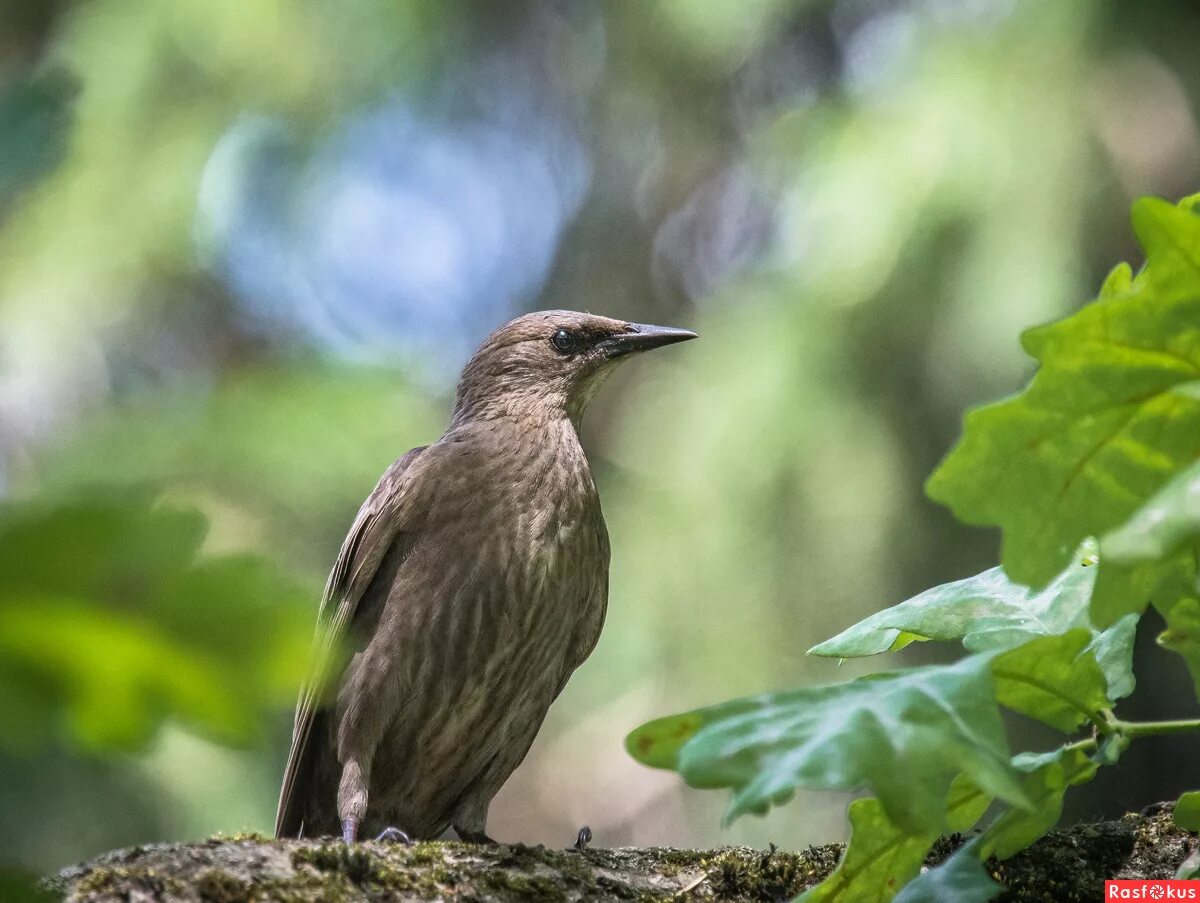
(599, 323, 698, 358)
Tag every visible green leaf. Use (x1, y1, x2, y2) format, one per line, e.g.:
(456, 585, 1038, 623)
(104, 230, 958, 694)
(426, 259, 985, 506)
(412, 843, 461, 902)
(799, 778, 992, 903)
(0, 598, 250, 751)
(1102, 460, 1200, 562)
(1176, 788, 1200, 879)
(627, 655, 1029, 834)
(1157, 598, 1200, 698)
(795, 798, 935, 903)
(989, 631, 1110, 732)
(926, 196, 1200, 616)
(0, 493, 313, 754)
(979, 746, 1098, 859)
(1085, 613, 1139, 701)
(1095, 731, 1131, 767)
(1090, 554, 1189, 632)
(1100, 457, 1200, 666)
(810, 550, 1135, 701)
(1178, 850, 1200, 881)
(0, 490, 207, 597)
(810, 552, 1095, 658)
(943, 772, 998, 833)
(1174, 791, 1200, 832)
(1099, 262, 1133, 299)
(892, 839, 1003, 903)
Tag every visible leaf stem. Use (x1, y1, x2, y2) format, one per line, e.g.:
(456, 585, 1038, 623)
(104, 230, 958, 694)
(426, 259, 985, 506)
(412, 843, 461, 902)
(1112, 718, 1200, 737)
(1086, 710, 1113, 736)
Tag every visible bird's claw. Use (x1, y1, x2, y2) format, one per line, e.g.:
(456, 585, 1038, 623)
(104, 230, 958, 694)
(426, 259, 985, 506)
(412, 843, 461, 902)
(374, 827, 412, 844)
(573, 825, 592, 851)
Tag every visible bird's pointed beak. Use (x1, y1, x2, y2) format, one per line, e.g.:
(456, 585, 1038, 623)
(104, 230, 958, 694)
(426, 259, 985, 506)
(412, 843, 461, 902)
(599, 323, 698, 358)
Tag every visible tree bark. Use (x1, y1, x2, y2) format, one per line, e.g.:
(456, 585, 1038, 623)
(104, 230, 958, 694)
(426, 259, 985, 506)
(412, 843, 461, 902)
(51, 804, 1197, 902)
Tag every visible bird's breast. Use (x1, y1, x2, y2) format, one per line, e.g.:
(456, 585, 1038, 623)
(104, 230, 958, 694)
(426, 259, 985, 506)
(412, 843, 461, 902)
(404, 419, 609, 671)
(476, 435, 605, 627)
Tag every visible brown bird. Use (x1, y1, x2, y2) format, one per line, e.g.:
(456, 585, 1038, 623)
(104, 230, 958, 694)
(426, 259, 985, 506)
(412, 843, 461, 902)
(275, 310, 696, 844)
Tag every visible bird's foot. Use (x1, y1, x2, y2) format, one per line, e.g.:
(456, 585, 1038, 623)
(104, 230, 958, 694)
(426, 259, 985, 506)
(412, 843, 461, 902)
(454, 825, 497, 844)
(374, 827, 412, 844)
(573, 825, 592, 851)
(341, 818, 359, 844)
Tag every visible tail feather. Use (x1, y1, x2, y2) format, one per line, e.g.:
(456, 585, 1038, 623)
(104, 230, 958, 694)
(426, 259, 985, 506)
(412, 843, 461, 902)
(274, 713, 324, 838)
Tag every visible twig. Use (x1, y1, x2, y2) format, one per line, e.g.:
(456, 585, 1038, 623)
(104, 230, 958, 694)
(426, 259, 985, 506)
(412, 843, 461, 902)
(673, 872, 710, 898)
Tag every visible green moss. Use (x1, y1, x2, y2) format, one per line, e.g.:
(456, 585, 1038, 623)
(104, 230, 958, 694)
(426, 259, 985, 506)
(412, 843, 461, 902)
(73, 867, 119, 896)
(702, 845, 838, 900)
(73, 865, 186, 900)
(194, 868, 248, 902)
(290, 839, 464, 898)
(476, 868, 568, 902)
(404, 841, 451, 866)
(653, 849, 714, 869)
(253, 872, 356, 903)
(292, 842, 376, 884)
(226, 832, 272, 844)
(348, 842, 611, 901)
(643, 851, 693, 878)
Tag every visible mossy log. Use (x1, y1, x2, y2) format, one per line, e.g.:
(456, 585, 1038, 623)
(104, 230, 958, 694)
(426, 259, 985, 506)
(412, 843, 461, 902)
(52, 804, 1197, 902)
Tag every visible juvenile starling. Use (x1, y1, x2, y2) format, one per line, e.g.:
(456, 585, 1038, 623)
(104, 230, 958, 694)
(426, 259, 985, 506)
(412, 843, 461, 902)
(275, 310, 696, 843)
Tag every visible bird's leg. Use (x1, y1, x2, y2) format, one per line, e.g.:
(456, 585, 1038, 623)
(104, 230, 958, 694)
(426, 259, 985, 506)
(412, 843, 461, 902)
(453, 825, 497, 844)
(374, 827, 412, 844)
(573, 826, 592, 851)
(337, 756, 371, 845)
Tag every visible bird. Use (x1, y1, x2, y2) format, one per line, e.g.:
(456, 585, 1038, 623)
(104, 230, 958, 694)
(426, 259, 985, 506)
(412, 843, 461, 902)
(274, 309, 696, 845)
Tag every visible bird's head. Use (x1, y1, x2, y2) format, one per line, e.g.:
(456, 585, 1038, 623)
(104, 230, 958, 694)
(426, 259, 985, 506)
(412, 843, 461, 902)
(451, 310, 697, 425)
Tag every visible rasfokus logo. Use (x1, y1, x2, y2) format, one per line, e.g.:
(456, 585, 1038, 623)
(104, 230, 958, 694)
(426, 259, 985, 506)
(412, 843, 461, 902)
(1106, 881, 1200, 899)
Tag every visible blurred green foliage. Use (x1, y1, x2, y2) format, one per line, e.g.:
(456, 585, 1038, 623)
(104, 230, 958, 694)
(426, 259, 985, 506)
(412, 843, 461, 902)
(38, 366, 441, 564)
(0, 0, 444, 327)
(0, 869, 53, 903)
(0, 492, 312, 753)
(0, 69, 74, 206)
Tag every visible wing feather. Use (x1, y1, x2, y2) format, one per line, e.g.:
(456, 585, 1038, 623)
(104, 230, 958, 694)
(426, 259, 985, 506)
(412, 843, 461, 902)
(274, 446, 426, 837)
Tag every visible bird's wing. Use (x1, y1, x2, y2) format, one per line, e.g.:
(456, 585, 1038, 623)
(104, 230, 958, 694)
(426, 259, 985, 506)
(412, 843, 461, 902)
(274, 445, 427, 838)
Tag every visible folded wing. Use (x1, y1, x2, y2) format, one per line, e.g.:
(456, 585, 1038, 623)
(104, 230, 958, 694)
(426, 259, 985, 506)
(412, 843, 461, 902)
(274, 446, 427, 838)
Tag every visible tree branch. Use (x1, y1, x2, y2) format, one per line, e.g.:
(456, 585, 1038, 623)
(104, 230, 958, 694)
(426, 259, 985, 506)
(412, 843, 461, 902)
(52, 804, 1197, 902)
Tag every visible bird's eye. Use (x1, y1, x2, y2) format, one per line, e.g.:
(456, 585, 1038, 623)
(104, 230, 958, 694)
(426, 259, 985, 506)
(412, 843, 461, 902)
(550, 329, 577, 354)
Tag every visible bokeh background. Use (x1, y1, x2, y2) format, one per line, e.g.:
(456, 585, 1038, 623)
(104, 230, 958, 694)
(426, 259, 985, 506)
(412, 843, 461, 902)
(2, 0, 1200, 879)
